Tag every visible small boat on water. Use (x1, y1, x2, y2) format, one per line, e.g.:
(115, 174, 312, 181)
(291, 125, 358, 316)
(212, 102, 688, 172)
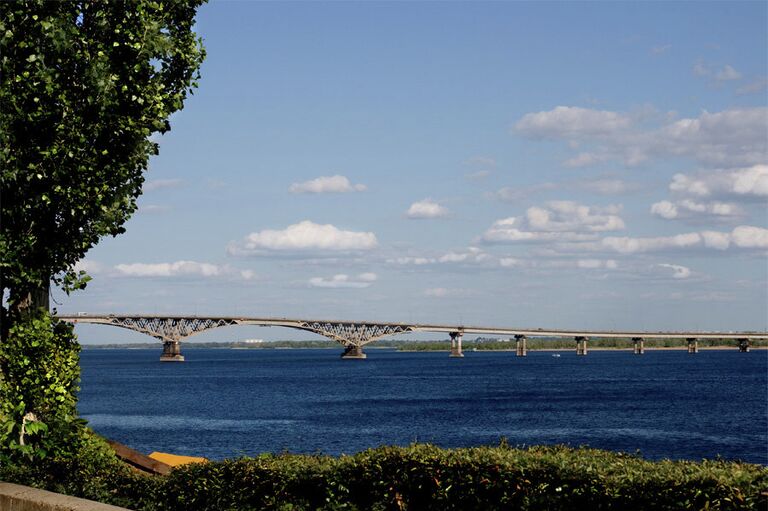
(552, 353, 561, 358)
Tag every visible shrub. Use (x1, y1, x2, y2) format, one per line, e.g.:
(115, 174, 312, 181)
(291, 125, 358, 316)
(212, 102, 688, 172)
(2, 443, 766, 510)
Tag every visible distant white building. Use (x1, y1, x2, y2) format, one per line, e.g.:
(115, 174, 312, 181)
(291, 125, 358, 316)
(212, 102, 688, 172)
(243, 339, 264, 344)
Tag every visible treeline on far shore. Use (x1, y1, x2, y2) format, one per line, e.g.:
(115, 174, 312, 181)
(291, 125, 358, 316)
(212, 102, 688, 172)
(81, 337, 767, 350)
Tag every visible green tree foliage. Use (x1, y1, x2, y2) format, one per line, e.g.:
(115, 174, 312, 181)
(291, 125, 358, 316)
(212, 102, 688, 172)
(0, 311, 82, 462)
(0, 0, 205, 311)
(0, 0, 205, 461)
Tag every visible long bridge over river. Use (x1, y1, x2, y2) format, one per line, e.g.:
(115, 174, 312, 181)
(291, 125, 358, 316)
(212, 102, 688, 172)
(59, 314, 767, 361)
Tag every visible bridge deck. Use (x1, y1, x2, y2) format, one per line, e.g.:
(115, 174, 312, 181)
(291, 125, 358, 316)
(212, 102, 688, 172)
(58, 314, 768, 340)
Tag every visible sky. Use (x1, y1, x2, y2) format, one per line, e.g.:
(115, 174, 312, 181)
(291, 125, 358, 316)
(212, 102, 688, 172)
(63, 1, 768, 343)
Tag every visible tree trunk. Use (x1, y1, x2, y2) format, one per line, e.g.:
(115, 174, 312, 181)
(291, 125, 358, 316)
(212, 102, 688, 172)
(9, 281, 50, 319)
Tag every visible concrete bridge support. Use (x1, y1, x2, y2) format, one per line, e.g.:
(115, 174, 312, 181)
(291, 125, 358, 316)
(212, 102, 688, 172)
(449, 332, 464, 358)
(515, 335, 527, 357)
(575, 336, 588, 356)
(160, 340, 184, 362)
(738, 338, 750, 352)
(632, 337, 645, 355)
(341, 345, 367, 359)
(687, 338, 699, 354)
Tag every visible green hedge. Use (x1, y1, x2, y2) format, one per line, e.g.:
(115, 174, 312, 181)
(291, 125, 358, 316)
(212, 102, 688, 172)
(2, 437, 766, 510)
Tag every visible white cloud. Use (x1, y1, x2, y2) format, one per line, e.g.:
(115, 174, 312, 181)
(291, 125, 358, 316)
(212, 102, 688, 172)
(139, 204, 171, 214)
(499, 257, 523, 268)
(144, 179, 183, 192)
(515, 106, 631, 139)
(73, 259, 105, 274)
(289, 175, 367, 194)
(731, 225, 768, 248)
(483, 201, 625, 244)
(387, 247, 491, 267)
(514, 106, 768, 168)
(463, 156, 496, 167)
(494, 183, 558, 201)
(423, 287, 476, 298)
(650, 199, 743, 220)
(577, 259, 618, 269)
(308, 273, 377, 289)
(657, 263, 692, 279)
(465, 170, 491, 180)
(669, 165, 768, 199)
(424, 287, 450, 297)
(650, 44, 671, 55)
(736, 77, 768, 96)
(715, 65, 742, 82)
(564, 152, 607, 167)
(387, 256, 434, 265)
(692, 60, 710, 77)
(406, 199, 449, 219)
(232, 221, 378, 254)
(578, 178, 641, 195)
(600, 225, 768, 253)
(113, 261, 256, 280)
(692, 61, 741, 82)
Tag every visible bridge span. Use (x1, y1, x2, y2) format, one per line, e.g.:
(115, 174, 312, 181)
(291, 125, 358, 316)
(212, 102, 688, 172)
(58, 314, 767, 361)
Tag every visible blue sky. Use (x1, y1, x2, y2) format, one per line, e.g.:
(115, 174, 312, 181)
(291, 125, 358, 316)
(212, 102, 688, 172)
(65, 1, 768, 343)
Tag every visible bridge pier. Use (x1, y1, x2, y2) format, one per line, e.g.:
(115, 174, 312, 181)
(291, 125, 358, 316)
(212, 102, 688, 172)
(632, 337, 645, 355)
(449, 332, 464, 357)
(687, 338, 698, 354)
(160, 341, 184, 362)
(341, 345, 367, 359)
(738, 338, 750, 353)
(575, 336, 588, 356)
(515, 335, 527, 357)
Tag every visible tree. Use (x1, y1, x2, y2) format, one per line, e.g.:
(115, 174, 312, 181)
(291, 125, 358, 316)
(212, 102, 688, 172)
(0, 0, 206, 461)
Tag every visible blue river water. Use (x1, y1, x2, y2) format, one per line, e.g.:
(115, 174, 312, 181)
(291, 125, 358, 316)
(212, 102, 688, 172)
(78, 348, 768, 464)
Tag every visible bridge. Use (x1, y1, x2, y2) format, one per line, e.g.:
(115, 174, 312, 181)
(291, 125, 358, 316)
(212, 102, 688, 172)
(58, 314, 767, 361)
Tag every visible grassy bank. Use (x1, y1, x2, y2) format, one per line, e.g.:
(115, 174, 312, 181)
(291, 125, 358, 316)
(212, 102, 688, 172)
(2, 435, 766, 510)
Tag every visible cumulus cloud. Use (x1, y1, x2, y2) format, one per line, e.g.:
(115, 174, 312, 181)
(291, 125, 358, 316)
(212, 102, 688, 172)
(499, 257, 619, 271)
(308, 273, 377, 289)
(657, 263, 692, 279)
(600, 225, 768, 253)
(231, 221, 378, 254)
(715, 65, 742, 82)
(406, 199, 449, 219)
(387, 256, 434, 266)
(564, 152, 608, 167)
(114, 261, 256, 280)
(650, 199, 743, 220)
(515, 106, 631, 139)
(514, 106, 768, 168)
(483, 201, 625, 244)
(144, 179, 183, 192)
(465, 170, 491, 180)
(669, 165, 768, 199)
(289, 175, 367, 194)
(650, 165, 767, 223)
(387, 247, 492, 267)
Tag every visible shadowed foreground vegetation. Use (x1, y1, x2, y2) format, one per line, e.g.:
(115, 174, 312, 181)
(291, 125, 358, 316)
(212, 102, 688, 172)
(2, 433, 766, 510)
